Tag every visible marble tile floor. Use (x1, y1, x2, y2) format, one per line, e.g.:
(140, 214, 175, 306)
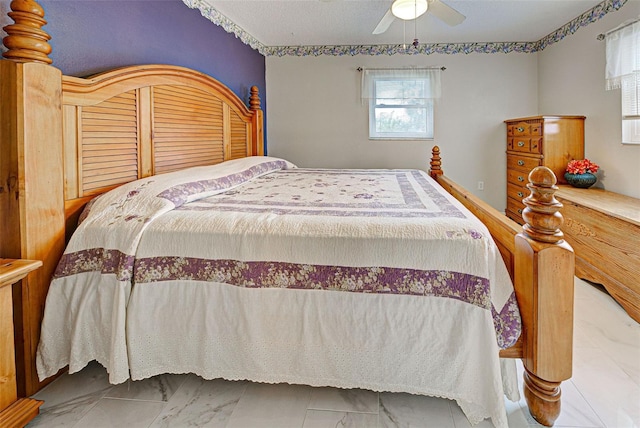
(27, 278, 640, 428)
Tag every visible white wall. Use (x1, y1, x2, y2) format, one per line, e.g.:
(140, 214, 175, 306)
(538, 1, 640, 198)
(266, 53, 538, 211)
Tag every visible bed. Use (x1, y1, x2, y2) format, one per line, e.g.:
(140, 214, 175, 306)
(37, 156, 522, 427)
(0, 2, 574, 427)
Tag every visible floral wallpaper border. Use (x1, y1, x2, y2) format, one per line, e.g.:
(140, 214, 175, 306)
(182, 0, 269, 55)
(183, 0, 627, 56)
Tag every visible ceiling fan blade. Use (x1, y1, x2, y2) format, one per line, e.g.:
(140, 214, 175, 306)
(372, 9, 395, 34)
(428, 0, 465, 26)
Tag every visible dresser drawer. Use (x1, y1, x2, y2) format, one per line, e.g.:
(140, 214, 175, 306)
(506, 208, 524, 225)
(529, 137, 542, 153)
(507, 196, 526, 214)
(530, 122, 542, 136)
(507, 182, 529, 201)
(508, 137, 543, 154)
(507, 121, 542, 137)
(506, 198, 526, 225)
(509, 137, 530, 152)
(507, 169, 529, 186)
(507, 154, 541, 172)
(508, 122, 530, 137)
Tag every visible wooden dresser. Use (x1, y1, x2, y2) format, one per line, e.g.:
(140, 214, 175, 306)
(556, 186, 640, 323)
(505, 116, 585, 224)
(0, 259, 43, 427)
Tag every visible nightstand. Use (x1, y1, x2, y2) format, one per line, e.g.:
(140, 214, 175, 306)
(0, 259, 44, 427)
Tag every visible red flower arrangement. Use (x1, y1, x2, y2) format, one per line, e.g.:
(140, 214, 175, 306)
(566, 159, 599, 175)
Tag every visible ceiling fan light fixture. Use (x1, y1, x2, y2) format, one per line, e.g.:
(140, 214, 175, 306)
(391, 0, 428, 20)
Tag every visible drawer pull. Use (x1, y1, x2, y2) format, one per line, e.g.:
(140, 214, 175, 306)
(517, 208, 523, 214)
(517, 127, 524, 132)
(518, 176, 524, 182)
(517, 160, 525, 166)
(517, 141, 525, 147)
(517, 191, 524, 197)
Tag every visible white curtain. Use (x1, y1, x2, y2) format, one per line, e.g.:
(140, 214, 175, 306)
(361, 68, 442, 103)
(605, 20, 640, 144)
(605, 20, 640, 90)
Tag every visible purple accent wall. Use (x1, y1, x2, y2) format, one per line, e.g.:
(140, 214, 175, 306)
(37, 0, 267, 148)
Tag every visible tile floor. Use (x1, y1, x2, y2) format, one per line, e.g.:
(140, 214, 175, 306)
(27, 278, 640, 428)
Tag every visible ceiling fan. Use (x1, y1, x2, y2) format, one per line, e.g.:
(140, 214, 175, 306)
(373, 0, 466, 34)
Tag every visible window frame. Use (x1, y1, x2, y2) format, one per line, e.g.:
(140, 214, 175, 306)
(621, 74, 640, 144)
(362, 69, 440, 141)
(605, 20, 640, 144)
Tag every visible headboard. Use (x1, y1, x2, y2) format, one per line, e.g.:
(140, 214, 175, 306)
(61, 65, 264, 230)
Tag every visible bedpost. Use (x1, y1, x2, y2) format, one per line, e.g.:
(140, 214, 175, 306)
(1, 0, 65, 397)
(249, 85, 264, 156)
(515, 166, 574, 426)
(429, 146, 443, 179)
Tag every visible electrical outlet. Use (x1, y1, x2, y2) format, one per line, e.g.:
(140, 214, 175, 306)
(477, 181, 484, 191)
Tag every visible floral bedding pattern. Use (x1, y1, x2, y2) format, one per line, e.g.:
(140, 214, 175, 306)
(52, 164, 521, 350)
(181, 168, 465, 218)
(130, 257, 520, 349)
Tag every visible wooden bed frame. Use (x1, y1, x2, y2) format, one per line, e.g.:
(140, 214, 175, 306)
(0, 1, 574, 426)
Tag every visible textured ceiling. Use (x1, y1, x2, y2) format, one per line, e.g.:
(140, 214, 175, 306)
(205, 0, 605, 47)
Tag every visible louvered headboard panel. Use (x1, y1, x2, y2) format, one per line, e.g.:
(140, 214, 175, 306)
(79, 91, 140, 193)
(61, 64, 264, 228)
(152, 85, 225, 174)
(229, 111, 249, 160)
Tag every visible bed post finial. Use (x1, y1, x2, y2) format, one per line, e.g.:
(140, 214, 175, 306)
(521, 166, 564, 244)
(2, 0, 52, 64)
(248, 86, 264, 156)
(249, 86, 261, 111)
(429, 146, 443, 179)
(516, 165, 574, 427)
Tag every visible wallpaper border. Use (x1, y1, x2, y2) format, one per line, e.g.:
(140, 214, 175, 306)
(184, 0, 628, 57)
(182, 0, 269, 55)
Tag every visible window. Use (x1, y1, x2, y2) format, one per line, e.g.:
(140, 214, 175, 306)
(621, 73, 640, 144)
(605, 20, 640, 144)
(361, 68, 441, 140)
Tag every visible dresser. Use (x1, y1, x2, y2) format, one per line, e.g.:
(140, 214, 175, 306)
(0, 259, 43, 427)
(556, 186, 640, 323)
(505, 116, 585, 224)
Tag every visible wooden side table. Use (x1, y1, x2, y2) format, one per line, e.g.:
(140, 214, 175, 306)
(0, 259, 44, 427)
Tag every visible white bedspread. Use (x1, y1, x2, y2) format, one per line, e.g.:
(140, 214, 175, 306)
(37, 157, 521, 427)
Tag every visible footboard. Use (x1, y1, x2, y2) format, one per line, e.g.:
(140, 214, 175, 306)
(430, 146, 575, 427)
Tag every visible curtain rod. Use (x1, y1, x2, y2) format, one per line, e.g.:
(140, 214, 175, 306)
(597, 17, 639, 40)
(357, 66, 446, 72)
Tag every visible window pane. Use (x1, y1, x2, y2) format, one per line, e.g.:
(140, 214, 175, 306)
(621, 74, 640, 143)
(375, 79, 427, 106)
(621, 73, 640, 116)
(375, 107, 427, 133)
(622, 117, 640, 144)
